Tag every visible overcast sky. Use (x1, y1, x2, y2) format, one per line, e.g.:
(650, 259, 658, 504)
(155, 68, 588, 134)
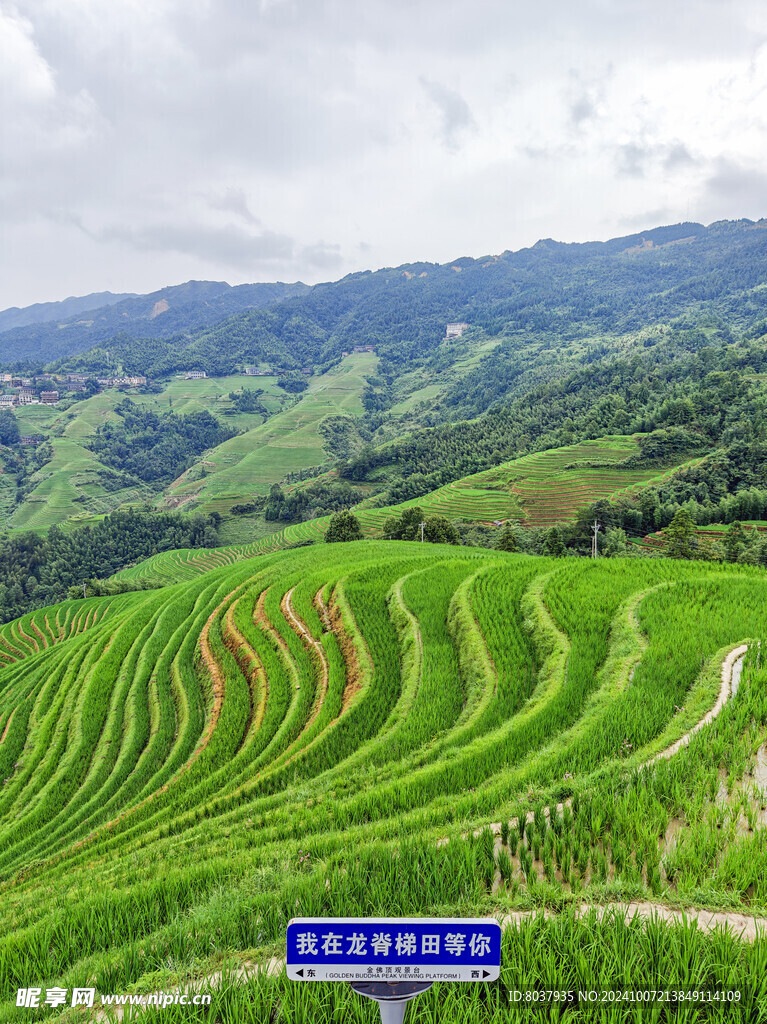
(2, 0, 767, 309)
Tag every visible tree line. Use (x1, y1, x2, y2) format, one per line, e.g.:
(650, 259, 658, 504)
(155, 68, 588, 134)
(0, 509, 220, 624)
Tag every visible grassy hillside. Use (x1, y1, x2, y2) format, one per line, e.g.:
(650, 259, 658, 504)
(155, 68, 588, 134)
(361, 435, 699, 530)
(635, 521, 767, 554)
(3, 359, 374, 529)
(115, 434, 698, 583)
(162, 353, 377, 514)
(5, 437, 151, 533)
(47, 375, 286, 439)
(1, 545, 766, 1019)
(0, 377, 295, 532)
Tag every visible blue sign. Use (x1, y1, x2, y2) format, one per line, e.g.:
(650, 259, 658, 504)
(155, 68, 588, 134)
(287, 917, 501, 982)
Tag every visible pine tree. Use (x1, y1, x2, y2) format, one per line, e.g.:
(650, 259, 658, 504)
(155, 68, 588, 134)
(666, 507, 696, 559)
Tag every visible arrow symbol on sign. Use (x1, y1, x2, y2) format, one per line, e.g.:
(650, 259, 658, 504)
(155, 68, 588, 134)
(483, 971, 490, 978)
(296, 970, 304, 978)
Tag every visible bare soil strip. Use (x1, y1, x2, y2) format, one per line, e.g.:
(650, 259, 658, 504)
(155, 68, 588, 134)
(194, 597, 229, 760)
(325, 587, 364, 713)
(222, 596, 267, 738)
(0, 633, 24, 659)
(0, 709, 14, 744)
(43, 614, 61, 645)
(13, 621, 39, 654)
(282, 586, 328, 735)
(29, 618, 48, 650)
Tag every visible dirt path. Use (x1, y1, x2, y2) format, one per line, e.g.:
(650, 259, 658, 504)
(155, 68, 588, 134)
(93, 958, 284, 1022)
(475, 643, 750, 842)
(95, 896, 767, 1020)
(649, 644, 748, 765)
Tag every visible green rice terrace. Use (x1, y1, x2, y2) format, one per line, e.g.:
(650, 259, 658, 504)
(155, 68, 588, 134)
(113, 435, 700, 586)
(1, 542, 767, 1021)
(163, 354, 377, 516)
(356, 435, 697, 532)
(1, 373, 291, 534)
(636, 523, 767, 555)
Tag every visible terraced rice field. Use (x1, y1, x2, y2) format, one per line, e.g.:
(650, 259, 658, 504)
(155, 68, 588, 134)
(2, 544, 767, 1021)
(164, 354, 377, 515)
(49, 377, 286, 440)
(463, 436, 701, 527)
(4, 378, 290, 533)
(114, 436, 700, 585)
(635, 522, 767, 554)
(4, 438, 120, 533)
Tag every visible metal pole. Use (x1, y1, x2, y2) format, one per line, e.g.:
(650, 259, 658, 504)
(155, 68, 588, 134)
(592, 519, 600, 559)
(83, 581, 87, 599)
(420, 522, 425, 543)
(377, 999, 408, 1024)
(351, 981, 432, 1024)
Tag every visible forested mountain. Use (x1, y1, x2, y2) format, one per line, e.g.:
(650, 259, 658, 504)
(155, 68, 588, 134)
(23, 218, 767, 386)
(2, 279, 308, 365)
(0, 291, 135, 333)
(3, 216, 767, 579)
(343, 340, 767, 506)
(0, 509, 220, 623)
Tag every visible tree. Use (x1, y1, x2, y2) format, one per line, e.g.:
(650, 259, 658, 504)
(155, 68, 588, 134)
(666, 507, 696, 559)
(602, 527, 631, 558)
(422, 515, 459, 545)
(496, 525, 519, 552)
(276, 371, 309, 393)
(325, 510, 363, 543)
(386, 506, 458, 544)
(724, 520, 746, 563)
(543, 526, 565, 557)
(0, 410, 20, 446)
(387, 506, 425, 541)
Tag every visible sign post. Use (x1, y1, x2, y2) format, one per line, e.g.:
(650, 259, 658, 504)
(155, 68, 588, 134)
(287, 917, 501, 1023)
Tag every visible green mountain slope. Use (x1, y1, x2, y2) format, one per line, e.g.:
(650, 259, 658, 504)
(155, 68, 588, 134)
(162, 353, 377, 514)
(3, 279, 308, 364)
(114, 434, 699, 583)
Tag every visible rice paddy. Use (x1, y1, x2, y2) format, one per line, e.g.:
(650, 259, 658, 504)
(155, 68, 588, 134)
(1, 544, 766, 1020)
(163, 354, 377, 514)
(2, 375, 291, 532)
(636, 522, 767, 555)
(4, 437, 152, 534)
(113, 435, 701, 586)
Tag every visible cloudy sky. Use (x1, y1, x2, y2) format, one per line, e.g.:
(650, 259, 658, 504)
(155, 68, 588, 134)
(2, 0, 767, 309)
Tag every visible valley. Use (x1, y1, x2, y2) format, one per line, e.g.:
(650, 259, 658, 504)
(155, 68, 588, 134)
(2, 219, 767, 1019)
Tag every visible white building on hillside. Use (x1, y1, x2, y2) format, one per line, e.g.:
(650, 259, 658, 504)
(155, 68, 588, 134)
(445, 322, 469, 338)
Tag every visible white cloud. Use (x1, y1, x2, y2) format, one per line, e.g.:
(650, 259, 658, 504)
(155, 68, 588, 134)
(2, 0, 767, 308)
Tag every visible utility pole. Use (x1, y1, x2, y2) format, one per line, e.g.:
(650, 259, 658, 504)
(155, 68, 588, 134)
(419, 521, 426, 543)
(82, 581, 87, 599)
(592, 519, 601, 559)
